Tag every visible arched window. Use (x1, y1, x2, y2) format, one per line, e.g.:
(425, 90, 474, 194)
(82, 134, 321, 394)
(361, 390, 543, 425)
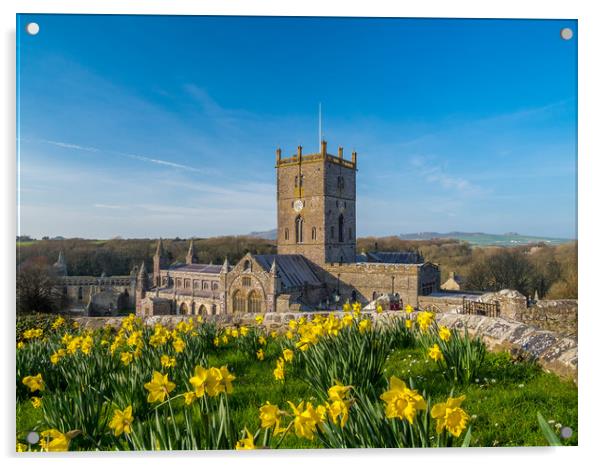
(184, 279, 191, 289)
(284, 228, 289, 241)
(179, 302, 188, 315)
(203, 281, 209, 290)
(242, 277, 252, 287)
(338, 214, 344, 242)
(295, 215, 303, 243)
(311, 227, 317, 241)
(199, 304, 207, 315)
(212, 282, 218, 290)
(243, 260, 251, 271)
(247, 290, 262, 313)
(232, 290, 245, 313)
(176, 278, 182, 289)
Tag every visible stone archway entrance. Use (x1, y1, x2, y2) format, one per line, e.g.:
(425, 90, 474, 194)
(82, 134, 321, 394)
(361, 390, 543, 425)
(179, 302, 189, 315)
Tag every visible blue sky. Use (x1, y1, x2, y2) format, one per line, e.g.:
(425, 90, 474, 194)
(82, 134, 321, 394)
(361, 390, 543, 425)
(17, 15, 577, 239)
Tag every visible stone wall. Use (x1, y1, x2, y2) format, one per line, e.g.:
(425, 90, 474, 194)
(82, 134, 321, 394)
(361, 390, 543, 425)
(73, 310, 577, 383)
(515, 300, 578, 338)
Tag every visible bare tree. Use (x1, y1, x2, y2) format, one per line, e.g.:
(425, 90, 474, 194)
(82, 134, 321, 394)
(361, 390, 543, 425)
(16, 257, 66, 315)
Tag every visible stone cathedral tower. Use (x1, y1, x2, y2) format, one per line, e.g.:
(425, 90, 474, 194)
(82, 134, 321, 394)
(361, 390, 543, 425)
(276, 141, 357, 264)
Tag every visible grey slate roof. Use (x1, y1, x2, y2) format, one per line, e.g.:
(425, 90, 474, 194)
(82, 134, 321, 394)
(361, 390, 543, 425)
(254, 254, 322, 288)
(357, 251, 423, 264)
(167, 263, 223, 274)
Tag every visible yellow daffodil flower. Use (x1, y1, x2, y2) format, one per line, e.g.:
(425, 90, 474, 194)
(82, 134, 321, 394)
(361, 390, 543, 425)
(428, 343, 444, 362)
(439, 326, 452, 342)
(109, 405, 134, 436)
(22, 373, 44, 392)
(431, 395, 470, 437)
(380, 376, 426, 424)
(144, 371, 175, 403)
(235, 428, 255, 450)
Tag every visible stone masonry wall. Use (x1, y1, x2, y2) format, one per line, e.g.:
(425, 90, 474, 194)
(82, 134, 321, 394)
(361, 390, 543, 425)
(74, 310, 577, 383)
(515, 300, 578, 338)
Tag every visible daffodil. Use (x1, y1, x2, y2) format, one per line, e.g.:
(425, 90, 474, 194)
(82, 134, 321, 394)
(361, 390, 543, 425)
(405, 304, 414, 314)
(258, 336, 267, 346)
(256, 348, 265, 360)
(121, 351, 133, 366)
(213, 337, 220, 347)
(22, 373, 44, 392)
(235, 428, 255, 450)
(405, 319, 413, 329)
(376, 304, 383, 314)
(439, 326, 452, 342)
(328, 382, 352, 402)
(16, 442, 27, 452)
(416, 311, 435, 332)
(50, 349, 65, 365)
(109, 405, 134, 436)
(358, 319, 371, 333)
(51, 316, 65, 330)
(380, 376, 426, 424)
(160, 354, 176, 368)
(39, 429, 70, 452)
(144, 371, 175, 403)
(173, 338, 186, 353)
(283, 349, 294, 363)
(343, 302, 351, 313)
(259, 402, 284, 433)
(327, 399, 349, 428)
(31, 397, 42, 409)
(428, 343, 444, 362)
(273, 358, 285, 381)
(431, 395, 470, 437)
(255, 315, 265, 325)
(183, 391, 197, 405)
(240, 326, 249, 337)
(288, 401, 324, 440)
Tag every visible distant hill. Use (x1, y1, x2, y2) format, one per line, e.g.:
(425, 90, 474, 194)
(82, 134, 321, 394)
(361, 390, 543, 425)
(247, 229, 277, 240)
(398, 231, 573, 247)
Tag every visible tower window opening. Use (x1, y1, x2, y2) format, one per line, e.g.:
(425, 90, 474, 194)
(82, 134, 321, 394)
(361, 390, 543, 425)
(295, 215, 304, 243)
(311, 227, 317, 241)
(338, 214, 344, 242)
(284, 228, 289, 240)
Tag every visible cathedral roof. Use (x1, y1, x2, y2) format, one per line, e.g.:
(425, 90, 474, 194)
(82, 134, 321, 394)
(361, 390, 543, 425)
(254, 254, 322, 288)
(357, 251, 423, 264)
(167, 263, 223, 274)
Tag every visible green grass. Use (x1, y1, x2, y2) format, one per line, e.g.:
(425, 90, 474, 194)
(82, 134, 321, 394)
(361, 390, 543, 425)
(383, 349, 578, 446)
(17, 339, 577, 448)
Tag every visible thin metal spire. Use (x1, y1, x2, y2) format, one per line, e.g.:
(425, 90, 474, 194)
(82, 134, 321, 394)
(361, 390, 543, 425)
(318, 102, 322, 151)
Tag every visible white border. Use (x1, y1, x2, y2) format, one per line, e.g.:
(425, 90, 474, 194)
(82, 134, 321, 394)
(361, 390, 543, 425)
(2, 1, 600, 466)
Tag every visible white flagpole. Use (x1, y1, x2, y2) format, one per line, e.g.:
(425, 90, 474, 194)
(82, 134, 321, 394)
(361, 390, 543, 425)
(318, 102, 322, 151)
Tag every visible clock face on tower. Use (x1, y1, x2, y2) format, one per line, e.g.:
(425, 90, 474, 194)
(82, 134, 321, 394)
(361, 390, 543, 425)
(293, 199, 304, 213)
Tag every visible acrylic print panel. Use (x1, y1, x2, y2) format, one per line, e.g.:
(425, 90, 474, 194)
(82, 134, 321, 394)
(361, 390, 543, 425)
(16, 14, 577, 452)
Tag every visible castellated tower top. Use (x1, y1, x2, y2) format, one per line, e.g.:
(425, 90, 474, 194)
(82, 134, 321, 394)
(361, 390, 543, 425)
(275, 140, 357, 170)
(276, 140, 358, 265)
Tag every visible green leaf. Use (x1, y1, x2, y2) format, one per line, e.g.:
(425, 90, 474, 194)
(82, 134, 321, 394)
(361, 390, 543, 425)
(537, 412, 562, 446)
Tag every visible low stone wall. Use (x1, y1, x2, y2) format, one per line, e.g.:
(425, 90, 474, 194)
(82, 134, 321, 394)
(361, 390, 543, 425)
(73, 310, 577, 383)
(417, 295, 464, 313)
(515, 300, 578, 338)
